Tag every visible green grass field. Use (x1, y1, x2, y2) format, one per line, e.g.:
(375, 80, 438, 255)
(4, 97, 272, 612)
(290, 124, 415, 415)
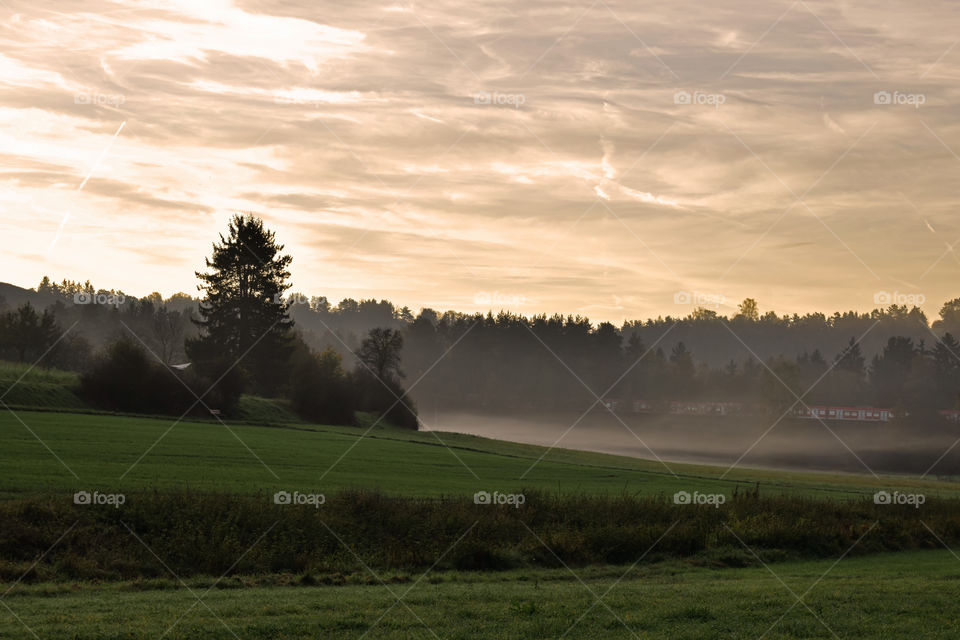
(2, 550, 958, 639)
(3, 367, 960, 639)
(0, 361, 85, 410)
(0, 359, 310, 424)
(2, 409, 959, 499)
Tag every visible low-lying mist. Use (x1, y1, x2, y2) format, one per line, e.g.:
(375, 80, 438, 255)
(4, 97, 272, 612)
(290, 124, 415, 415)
(422, 410, 960, 476)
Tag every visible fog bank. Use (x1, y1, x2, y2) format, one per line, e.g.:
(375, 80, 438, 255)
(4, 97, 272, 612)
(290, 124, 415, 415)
(423, 411, 960, 476)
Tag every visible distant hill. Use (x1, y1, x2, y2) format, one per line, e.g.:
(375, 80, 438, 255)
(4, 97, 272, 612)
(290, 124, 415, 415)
(0, 282, 56, 310)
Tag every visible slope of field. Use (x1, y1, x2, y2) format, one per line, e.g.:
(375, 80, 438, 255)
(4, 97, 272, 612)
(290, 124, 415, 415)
(0, 361, 85, 409)
(2, 550, 957, 639)
(0, 359, 304, 424)
(2, 409, 959, 499)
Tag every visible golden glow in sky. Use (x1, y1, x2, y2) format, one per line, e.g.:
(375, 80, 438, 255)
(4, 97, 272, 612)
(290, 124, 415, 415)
(2, 0, 960, 321)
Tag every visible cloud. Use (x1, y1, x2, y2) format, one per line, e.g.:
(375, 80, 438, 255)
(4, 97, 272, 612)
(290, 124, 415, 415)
(1, 0, 959, 322)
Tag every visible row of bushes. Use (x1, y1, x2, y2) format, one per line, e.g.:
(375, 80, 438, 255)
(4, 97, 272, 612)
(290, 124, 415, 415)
(77, 340, 242, 417)
(1, 490, 957, 582)
(76, 338, 419, 429)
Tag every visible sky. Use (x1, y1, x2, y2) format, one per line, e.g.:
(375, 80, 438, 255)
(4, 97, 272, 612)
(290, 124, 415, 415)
(1, 0, 959, 323)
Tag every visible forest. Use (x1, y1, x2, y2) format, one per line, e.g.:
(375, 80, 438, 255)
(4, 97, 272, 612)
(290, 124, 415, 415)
(2, 271, 959, 421)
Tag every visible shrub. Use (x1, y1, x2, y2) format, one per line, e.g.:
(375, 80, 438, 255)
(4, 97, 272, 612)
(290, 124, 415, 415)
(79, 339, 193, 414)
(2, 491, 960, 582)
(354, 370, 420, 430)
(78, 338, 243, 416)
(290, 348, 356, 425)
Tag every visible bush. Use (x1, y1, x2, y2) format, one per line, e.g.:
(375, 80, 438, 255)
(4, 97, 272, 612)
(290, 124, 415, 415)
(2, 491, 960, 581)
(78, 338, 243, 416)
(354, 370, 420, 430)
(79, 339, 194, 414)
(290, 348, 356, 425)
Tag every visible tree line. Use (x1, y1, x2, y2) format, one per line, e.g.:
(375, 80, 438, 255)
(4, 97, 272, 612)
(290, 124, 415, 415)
(3, 215, 960, 423)
(0, 215, 417, 429)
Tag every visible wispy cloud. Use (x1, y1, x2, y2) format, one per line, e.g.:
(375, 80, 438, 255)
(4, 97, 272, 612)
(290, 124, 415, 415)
(1, 0, 959, 322)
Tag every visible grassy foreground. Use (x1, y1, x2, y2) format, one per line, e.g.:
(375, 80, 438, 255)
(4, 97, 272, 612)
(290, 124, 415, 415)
(3, 410, 960, 499)
(2, 550, 958, 639)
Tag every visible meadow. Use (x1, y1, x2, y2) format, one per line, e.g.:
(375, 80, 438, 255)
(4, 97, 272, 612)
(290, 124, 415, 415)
(3, 361, 960, 638)
(2, 409, 959, 588)
(2, 550, 958, 639)
(2, 409, 959, 499)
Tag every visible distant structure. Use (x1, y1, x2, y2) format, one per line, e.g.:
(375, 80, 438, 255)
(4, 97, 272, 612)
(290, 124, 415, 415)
(940, 410, 960, 423)
(669, 401, 744, 416)
(599, 399, 926, 423)
(793, 405, 893, 422)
